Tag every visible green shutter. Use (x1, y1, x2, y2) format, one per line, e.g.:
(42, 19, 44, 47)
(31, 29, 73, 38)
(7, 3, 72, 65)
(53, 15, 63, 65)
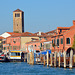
(4, 47, 6, 50)
(61, 38, 63, 44)
(57, 39, 59, 46)
(69, 38, 70, 44)
(52, 40, 53, 44)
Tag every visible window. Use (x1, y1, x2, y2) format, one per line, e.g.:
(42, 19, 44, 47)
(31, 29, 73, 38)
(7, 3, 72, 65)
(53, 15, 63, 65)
(8, 47, 9, 49)
(61, 38, 63, 44)
(66, 38, 70, 44)
(4, 47, 6, 50)
(15, 14, 20, 17)
(11, 52, 20, 56)
(46, 44, 50, 49)
(52, 39, 53, 44)
(10, 46, 12, 50)
(3, 41, 6, 44)
(60, 29, 62, 32)
(40, 43, 42, 47)
(13, 46, 17, 50)
(57, 39, 59, 46)
(13, 41, 16, 43)
(35, 45, 37, 47)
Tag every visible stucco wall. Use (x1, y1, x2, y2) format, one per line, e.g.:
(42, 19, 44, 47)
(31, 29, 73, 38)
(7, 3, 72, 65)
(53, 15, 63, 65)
(21, 36, 39, 51)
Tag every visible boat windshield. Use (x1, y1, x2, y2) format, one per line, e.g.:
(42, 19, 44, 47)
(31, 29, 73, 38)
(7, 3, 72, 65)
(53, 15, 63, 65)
(11, 52, 20, 56)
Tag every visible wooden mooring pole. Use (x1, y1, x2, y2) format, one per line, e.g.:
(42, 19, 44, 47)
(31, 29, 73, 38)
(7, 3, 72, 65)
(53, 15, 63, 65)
(47, 51, 49, 67)
(54, 51, 57, 67)
(69, 50, 73, 69)
(30, 52, 34, 65)
(27, 53, 30, 64)
(50, 53, 53, 67)
(44, 55, 46, 66)
(64, 51, 66, 68)
(59, 52, 61, 67)
(73, 54, 75, 65)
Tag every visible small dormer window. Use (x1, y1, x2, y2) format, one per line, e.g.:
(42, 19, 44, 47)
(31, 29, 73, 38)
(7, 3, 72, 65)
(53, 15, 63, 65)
(60, 29, 62, 32)
(15, 14, 20, 17)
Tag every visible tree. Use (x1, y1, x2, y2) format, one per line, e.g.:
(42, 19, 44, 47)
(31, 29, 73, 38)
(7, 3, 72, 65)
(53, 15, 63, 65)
(72, 35, 75, 50)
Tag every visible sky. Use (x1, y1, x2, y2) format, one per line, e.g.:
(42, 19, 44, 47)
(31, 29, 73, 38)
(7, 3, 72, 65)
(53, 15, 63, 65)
(0, 0, 75, 34)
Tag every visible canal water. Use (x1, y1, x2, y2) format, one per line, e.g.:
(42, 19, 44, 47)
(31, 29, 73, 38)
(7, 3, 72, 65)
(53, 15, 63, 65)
(0, 62, 75, 75)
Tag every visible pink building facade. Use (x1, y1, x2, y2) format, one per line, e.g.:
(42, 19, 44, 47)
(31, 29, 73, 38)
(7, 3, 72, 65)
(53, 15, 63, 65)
(3, 36, 21, 54)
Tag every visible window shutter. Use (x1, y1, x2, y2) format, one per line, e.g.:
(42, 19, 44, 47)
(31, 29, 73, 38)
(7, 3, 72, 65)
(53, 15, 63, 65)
(61, 38, 63, 44)
(57, 39, 59, 46)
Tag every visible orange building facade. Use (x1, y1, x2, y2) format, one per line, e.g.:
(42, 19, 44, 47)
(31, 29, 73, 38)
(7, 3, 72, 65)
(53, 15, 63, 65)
(51, 20, 75, 53)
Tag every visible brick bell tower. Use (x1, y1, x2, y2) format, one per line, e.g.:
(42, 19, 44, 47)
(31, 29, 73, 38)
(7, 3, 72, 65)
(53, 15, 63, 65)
(13, 9, 24, 33)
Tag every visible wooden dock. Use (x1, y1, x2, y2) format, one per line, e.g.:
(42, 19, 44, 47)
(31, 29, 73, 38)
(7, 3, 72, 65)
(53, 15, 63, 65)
(27, 50, 75, 69)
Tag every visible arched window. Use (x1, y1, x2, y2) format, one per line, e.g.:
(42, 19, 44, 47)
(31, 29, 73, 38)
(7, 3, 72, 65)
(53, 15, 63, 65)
(66, 38, 70, 44)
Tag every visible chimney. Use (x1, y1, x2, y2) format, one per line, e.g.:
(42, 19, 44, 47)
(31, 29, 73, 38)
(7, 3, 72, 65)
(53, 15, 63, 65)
(38, 31, 41, 36)
(73, 20, 75, 26)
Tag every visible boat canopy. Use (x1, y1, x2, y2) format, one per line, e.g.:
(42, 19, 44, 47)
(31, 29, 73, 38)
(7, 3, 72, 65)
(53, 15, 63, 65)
(38, 50, 51, 55)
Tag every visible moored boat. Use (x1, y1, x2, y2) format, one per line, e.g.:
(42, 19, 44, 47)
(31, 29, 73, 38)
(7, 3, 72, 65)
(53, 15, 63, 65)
(8, 50, 22, 62)
(0, 54, 9, 62)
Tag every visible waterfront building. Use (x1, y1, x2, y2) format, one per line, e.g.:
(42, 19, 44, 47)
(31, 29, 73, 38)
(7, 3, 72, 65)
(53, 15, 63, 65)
(0, 36, 3, 53)
(43, 37, 52, 50)
(25, 38, 47, 52)
(51, 20, 75, 54)
(20, 32, 39, 52)
(2, 32, 21, 54)
(2, 32, 39, 54)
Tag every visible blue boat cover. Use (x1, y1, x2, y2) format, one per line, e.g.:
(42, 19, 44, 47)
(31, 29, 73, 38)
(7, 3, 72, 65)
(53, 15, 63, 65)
(38, 50, 51, 55)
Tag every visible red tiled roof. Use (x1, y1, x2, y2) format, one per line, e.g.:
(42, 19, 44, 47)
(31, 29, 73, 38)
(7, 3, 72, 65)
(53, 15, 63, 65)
(0, 36, 3, 39)
(13, 9, 23, 12)
(7, 32, 38, 37)
(7, 32, 21, 37)
(35, 32, 47, 35)
(57, 27, 70, 30)
(46, 29, 56, 34)
(21, 32, 38, 37)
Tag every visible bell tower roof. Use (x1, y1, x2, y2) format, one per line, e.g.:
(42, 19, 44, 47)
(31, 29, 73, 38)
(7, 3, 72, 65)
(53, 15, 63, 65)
(13, 9, 23, 12)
